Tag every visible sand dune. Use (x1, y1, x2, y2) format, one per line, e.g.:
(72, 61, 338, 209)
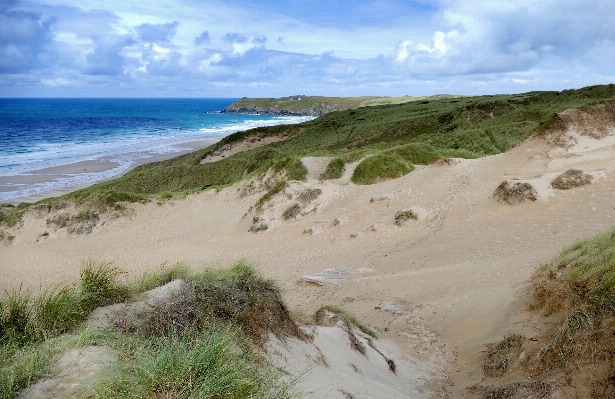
(2, 108, 615, 396)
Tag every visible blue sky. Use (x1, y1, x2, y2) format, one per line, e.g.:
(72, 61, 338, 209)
(1, 0, 614, 97)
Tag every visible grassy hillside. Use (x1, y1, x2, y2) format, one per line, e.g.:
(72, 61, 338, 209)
(222, 94, 438, 115)
(1, 84, 614, 222)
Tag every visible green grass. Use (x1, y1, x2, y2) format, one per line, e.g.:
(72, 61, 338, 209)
(255, 180, 287, 208)
(316, 305, 377, 338)
(320, 158, 345, 180)
(130, 262, 193, 293)
(527, 225, 615, 376)
(0, 261, 301, 398)
(0, 260, 129, 347)
(223, 94, 423, 115)
(3, 84, 615, 226)
(351, 154, 414, 185)
(92, 327, 292, 399)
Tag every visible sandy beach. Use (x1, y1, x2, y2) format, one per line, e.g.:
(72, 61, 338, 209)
(2, 108, 614, 395)
(0, 138, 218, 205)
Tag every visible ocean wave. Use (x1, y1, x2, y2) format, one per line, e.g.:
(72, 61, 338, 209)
(0, 115, 313, 202)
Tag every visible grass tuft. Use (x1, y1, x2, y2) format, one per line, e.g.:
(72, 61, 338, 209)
(351, 154, 413, 185)
(315, 305, 377, 338)
(395, 210, 418, 226)
(526, 225, 615, 380)
(91, 327, 293, 399)
(80, 259, 130, 314)
(482, 332, 524, 377)
(255, 180, 287, 208)
(131, 263, 193, 293)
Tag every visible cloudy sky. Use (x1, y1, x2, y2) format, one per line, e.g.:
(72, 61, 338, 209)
(1, 0, 614, 97)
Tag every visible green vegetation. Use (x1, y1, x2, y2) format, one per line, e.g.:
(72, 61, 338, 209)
(92, 327, 291, 399)
(352, 154, 414, 185)
(395, 210, 418, 226)
(223, 94, 426, 115)
(0, 260, 128, 346)
(474, 226, 615, 395)
(0, 230, 15, 244)
(315, 305, 377, 339)
(0, 261, 300, 398)
(2, 84, 615, 228)
(255, 179, 287, 208)
(320, 158, 345, 180)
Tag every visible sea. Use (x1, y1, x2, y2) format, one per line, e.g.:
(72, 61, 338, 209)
(0, 98, 312, 202)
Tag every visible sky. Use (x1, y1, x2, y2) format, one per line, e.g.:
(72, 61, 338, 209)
(1, 0, 614, 97)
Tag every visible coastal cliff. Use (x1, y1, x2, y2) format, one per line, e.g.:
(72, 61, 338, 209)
(222, 95, 422, 116)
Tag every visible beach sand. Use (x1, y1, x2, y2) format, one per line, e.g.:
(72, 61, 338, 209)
(1, 139, 218, 204)
(2, 113, 615, 395)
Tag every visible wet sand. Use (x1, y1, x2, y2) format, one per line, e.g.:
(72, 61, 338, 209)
(1, 139, 218, 204)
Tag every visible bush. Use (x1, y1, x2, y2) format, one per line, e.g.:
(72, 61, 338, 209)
(351, 154, 413, 185)
(320, 158, 345, 179)
(315, 305, 377, 338)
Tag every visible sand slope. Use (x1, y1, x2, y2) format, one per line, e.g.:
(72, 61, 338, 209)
(2, 106, 615, 395)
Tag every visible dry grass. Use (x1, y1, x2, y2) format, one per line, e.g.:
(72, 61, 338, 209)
(493, 181, 537, 204)
(299, 188, 322, 203)
(395, 210, 417, 226)
(469, 381, 554, 399)
(550, 169, 592, 190)
(482, 333, 524, 377)
(282, 203, 301, 220)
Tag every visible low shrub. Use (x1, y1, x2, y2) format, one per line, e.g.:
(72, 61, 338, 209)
(493, 181, 537, 204)
(320, 158, 345, 179)
(351, 154, 413, 185)
(550, 169, 592, 190)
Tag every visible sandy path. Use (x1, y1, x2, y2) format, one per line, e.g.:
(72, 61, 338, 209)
(2, 116, 615, 395)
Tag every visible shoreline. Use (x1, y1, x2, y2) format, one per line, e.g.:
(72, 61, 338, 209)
(1, 138, 218, 205)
